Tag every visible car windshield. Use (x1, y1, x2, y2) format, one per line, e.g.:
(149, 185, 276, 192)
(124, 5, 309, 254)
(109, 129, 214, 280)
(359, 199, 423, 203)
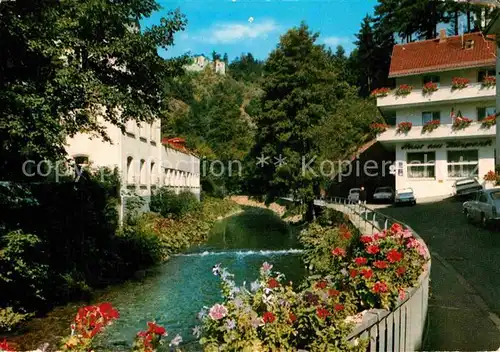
(398, 192, 413, 197)
(376, 187, 391, 193)
(350, 189, 360, 194)
(490, 191, 500, 200)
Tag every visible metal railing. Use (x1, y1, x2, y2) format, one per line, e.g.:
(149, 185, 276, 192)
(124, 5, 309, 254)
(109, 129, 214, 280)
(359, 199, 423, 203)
(317, 197, 431, 352)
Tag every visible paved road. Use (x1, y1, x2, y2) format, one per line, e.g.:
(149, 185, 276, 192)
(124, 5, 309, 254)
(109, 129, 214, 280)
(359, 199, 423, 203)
(375, 199, 500, 351)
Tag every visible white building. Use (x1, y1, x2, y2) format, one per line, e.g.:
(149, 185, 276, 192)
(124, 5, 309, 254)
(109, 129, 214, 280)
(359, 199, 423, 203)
(375, 30, 497, 199)
(184, 55, 226, 75)
(65, 115, 201, 215)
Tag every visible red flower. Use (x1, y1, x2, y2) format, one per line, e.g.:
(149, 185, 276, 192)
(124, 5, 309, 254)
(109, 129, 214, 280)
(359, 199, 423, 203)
(289, 312, 297, 323)
(328, 289, 340, 297)
(391, 223, 403, 233)
(373, 260, 389, 269)
(268, 278, 280, 289)
(366, 245, 380, 254)
(396, 266, 406, 276)
(0, 339, 13, 352)
(331, 247, 346, 257)
(263, 311, 276, 324)
(354, 257, 367, 266)
(360, 235, 373, 244)
(315, 280, 327, 289)
(334, 304, 345, 312)
(373, 281, 388, 294)
(387, 249, 403, 263)
(361, 268, 373, 279)
(316, 307, 330, 320)
(342, 231, 352, 240)
(349, 269, 358, 278)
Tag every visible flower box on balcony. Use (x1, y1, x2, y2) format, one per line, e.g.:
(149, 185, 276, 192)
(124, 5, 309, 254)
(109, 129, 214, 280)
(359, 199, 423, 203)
(422, 119, 440, 133)
(395, 84, 413, 96)
(370, 87, 391, 98)
(396, 121, 412, 134)
(481, 114, 496, 128)
(370, 123, 389, 134)
(422, 82, 438, 95)
(452, 117, 472, 130)
(451, 77, 470, 90)
(484, 170, 497, 182)
(482, 76, 496, 88)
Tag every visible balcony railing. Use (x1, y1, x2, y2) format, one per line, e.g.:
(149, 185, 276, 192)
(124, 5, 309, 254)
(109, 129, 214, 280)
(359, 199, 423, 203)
(377, 121, 495, 143)
(377, 83, 495, 109)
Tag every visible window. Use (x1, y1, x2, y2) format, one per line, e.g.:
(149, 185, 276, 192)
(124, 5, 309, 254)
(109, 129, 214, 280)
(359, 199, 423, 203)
(479, 192, 488, 203)
(447, 150, 478, 178)
(478, 69, 495, 82)
(150, 122, 156, 142)
(140, 159, 146, 185)
(407, 152, 435, 178)
(477, 107, 496, 121)
(422, 111, 440, 125)
(490, 191, 500, 201)
(150, 162, 157, 185)
(126, 157, 135, 185)
(423, 75, 440, 86)
(385, 111, 396, 126)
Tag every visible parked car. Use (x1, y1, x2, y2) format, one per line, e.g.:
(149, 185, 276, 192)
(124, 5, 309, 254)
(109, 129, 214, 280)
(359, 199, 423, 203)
(453, 178, 483, 198)
(347, 188, 360, 203)
(394, 188, 416, 206)
(373, 187, 394, 203)
(463, 189, 500, 227)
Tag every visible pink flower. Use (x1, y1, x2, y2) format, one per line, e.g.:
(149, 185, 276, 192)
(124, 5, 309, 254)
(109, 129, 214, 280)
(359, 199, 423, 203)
(262, 262, 273, 273)
(391, 223, 403, 233)
(331, 247, 346, 257)
(209, 304, 228, 320)
(399, 288, 406, 300)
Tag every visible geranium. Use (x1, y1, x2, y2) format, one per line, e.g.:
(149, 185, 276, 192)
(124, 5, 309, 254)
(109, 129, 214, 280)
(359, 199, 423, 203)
(0, 339, 13, 352)
(366, 245, 380, 255)
(334, 304, 345, 312)
(481, 114, 496, 128)
(395, 84, 413, 96)
(422, 119, 440, 133)
(482, 75, 496, 88)
(373, 260, 389, 269)
(452, 116, 472, 130)
(386, 249, 403, 263)
(422, 82, 438, 94)
(289, 312, 297, 323)
(373, 281, 388, 294)
(451, 77, 469, 90)
(349, 269, 359, 278)
(133, 322, 168, 352)
(209, 304, 228, 320)
(484, 170, 497, 182)
(370, 123, 389, 134)
(360, 235, 373, 244)
(354, 257, 368, 266)
(396, 266, 406, 276)
(328, 289, 340, 297)
(315, 280, 327, 289)
(390, 223, 403, 233)
(370, 87, 391, 97)
(361, 268, 373, 279)
(268, 278, 280, 289)
(263, 311, 276, 324)
(331, 247, 346, 257)
(316, 307, 330, 320)
(396, 121, 412, 134)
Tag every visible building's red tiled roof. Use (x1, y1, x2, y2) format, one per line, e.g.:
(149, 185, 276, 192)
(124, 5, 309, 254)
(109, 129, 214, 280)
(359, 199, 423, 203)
(389, 32, 496, 78)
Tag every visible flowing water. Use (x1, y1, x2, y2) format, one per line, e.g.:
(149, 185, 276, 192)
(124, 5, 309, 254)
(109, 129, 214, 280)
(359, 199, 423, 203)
(13, 207, 306, 351)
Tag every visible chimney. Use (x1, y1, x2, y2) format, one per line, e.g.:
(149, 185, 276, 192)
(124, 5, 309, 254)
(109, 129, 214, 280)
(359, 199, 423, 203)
(439, 29, 447, 43)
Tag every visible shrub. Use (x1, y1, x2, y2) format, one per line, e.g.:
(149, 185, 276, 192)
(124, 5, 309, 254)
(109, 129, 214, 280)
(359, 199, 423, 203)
(396, 121, 412, 134)
(369, 123, 389, 134)
(0, 307, 33, 333)
(150, 187, 200, 219)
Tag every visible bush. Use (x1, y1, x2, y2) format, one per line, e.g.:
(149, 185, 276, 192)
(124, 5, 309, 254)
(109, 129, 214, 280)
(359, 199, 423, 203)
(150, 187, 200, 218)
(0, 307, 33, 332)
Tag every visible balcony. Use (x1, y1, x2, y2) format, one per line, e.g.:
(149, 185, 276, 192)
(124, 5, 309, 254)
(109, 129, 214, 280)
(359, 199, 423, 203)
(377, 121, 495, 144)
(377, 83, 495, 110)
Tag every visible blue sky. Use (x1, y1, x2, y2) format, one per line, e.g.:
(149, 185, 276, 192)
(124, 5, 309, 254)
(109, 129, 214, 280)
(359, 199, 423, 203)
(142, 0, 378, 62)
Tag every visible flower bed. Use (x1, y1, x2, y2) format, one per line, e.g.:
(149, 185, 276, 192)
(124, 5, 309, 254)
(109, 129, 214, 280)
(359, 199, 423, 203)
(395, 84, 413, 96)
(422, 82, 438, 95)
(482, 75, 496, 88)
(370, 87, 391, 98)
(422, 119, 440, 133)
(396, 122, 412, 134)
(452, 117, 472, 130)
(370, 123, 389, 134)
(481, 114, 496, 128)
(451, 77, 469, 90)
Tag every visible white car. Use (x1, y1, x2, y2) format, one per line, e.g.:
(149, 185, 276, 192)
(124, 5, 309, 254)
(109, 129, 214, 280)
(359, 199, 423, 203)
(373, 187, 394, 203)
(394, 188, 416, 206)
(463, 189, 500, 227)
(348, 188, 360, 202)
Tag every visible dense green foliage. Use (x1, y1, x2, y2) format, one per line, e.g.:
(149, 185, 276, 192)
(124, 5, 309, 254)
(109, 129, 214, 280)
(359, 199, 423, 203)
(150, 187, 201, 218)
(0, 0, 187, 178)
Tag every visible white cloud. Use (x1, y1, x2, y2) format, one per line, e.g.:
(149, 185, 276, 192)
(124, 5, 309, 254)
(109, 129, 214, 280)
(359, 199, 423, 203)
(195, 19, 279, 44)
(323, 36, 350, 47)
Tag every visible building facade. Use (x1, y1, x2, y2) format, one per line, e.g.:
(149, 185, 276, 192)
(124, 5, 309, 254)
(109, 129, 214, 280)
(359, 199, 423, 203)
(376, 31, 497, 199)
(65, 115, 201, 215)
(184, 55, 226, 75)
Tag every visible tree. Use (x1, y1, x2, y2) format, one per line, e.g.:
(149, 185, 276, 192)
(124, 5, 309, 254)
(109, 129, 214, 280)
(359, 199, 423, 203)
(247, 23, 343, 220)
(223, 53, 229, 66)
(228, 53, 264, 82)
(0, 0, 187, 177)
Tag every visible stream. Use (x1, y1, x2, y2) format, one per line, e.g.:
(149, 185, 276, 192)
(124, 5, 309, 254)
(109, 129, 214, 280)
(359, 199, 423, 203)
(13, 207, 307, 351)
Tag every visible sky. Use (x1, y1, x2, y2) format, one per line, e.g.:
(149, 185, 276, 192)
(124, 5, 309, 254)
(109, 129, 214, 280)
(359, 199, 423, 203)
(141, 0, 379, 62)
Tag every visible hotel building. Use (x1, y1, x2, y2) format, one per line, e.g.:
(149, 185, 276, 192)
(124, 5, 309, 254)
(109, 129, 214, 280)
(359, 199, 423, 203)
(376, 30, 497, 199)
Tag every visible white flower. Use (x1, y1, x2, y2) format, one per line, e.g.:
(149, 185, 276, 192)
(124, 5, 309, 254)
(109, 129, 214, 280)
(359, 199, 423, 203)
(250, 280, 260, 292)
(198, 307, 208, 320)
(169, 334, 182, 347)
(192, 325, 202, 338)
(341, 268, 348, 276)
